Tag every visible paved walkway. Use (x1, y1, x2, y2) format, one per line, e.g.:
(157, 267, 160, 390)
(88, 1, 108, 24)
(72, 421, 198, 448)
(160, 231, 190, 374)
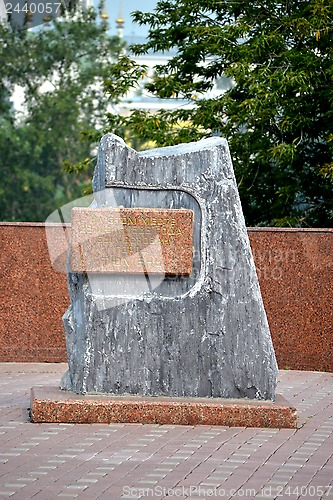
(0, 364, 332, 500)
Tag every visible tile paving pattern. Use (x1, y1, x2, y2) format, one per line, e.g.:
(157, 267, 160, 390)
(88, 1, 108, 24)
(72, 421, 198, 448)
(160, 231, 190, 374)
(0, 364, 332, 499)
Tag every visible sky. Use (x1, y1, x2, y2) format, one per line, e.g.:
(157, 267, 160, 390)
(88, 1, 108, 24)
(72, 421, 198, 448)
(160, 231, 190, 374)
(104, 0, 158, 37)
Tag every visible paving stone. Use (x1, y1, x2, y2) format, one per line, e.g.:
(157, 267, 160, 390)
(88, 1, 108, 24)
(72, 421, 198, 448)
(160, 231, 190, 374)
(0, 365, 332, 500)
(58, 494, 79, 498)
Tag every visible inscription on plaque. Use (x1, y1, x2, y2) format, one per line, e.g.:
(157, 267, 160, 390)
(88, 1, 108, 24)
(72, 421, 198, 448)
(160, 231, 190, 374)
(70, 207, 194, 275)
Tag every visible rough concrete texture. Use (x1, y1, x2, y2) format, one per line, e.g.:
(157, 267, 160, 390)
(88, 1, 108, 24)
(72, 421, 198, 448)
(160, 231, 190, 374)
(60, 134, 278, 400)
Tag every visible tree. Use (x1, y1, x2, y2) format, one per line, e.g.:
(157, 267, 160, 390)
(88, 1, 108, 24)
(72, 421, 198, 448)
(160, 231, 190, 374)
(0, 8, 122, 221)
(102, 0, 333, 227)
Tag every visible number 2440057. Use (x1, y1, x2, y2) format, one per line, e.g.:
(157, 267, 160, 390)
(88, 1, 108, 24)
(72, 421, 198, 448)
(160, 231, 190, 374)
(5, 2, 63, 14)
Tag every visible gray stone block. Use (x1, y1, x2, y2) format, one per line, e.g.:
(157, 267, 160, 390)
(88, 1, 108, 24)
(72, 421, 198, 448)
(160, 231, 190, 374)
(60, 134, 278, 400)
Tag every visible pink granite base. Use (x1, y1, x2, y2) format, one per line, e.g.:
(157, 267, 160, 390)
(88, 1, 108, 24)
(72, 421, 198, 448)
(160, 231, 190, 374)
(30, 386, 297, 428)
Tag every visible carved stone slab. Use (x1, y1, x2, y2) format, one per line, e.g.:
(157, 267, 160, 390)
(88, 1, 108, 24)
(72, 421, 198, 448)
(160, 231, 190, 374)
(60, 134, 279, 401)
(70, 207, 194, 276)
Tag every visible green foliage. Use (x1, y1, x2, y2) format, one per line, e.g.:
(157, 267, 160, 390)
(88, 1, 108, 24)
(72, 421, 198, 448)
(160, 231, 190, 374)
(103, 0, 333, 227)
(0, 8, 122, 221)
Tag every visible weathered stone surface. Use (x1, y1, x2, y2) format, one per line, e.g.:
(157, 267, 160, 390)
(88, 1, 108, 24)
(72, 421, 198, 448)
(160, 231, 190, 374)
(70, 207, 194, 275)
(60, 134, 278, 400)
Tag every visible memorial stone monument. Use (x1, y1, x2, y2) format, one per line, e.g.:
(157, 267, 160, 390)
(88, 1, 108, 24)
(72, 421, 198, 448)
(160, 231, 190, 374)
(60, 133, 278, 401)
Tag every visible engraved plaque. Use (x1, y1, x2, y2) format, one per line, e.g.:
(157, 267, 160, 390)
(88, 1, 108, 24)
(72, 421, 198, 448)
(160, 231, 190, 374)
(70, 207, 194, 275)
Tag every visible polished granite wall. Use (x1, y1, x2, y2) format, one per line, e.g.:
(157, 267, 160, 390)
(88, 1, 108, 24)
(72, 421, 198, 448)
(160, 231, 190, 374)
(0, 223, 332, 371)
(249, 228, 333, 372)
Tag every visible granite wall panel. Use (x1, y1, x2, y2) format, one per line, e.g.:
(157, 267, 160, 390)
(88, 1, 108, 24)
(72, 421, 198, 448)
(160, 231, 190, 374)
(0, 223, 332, 371)
(0, 223, 68, 362)
(249, 228, 333, 372)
